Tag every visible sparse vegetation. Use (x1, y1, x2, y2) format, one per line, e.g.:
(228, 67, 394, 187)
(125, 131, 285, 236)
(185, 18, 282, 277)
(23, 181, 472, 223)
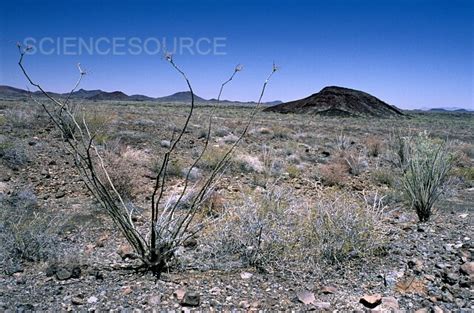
(0, 189, 62, 264)
(200, 188, 386, 273)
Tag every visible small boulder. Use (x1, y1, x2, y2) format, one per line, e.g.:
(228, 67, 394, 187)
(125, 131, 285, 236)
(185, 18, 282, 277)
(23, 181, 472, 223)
(160, 140, 171, 148)
(181, 291, 200, 307)
(359, 294, 382, 309)
(296, 290, 316, 305)
(460, 262, 474, 276)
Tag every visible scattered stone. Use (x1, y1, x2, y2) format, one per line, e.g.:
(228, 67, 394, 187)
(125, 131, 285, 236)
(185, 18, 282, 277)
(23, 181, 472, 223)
(0, 181, 8, 193)
(432, 305, 444, 313)
(71, 297, 85, 305)
(55, 191, 66, 199)
(4, 262, 23, 276)
(121, 285, 133, 295)
(174, 288, 186, 301)
(239, 300, 250, 309)
(460, 262, 474, 276)
(181, 292, 200, 307)
(435, 263, 450, 269)
(148, 295, 161, 306)
(55, 268, 72, 281)
(296, 290, 316, 305)
(442, 272, 459, 285)
(87, 296, 98, 304)
(160, 140, 171, 148)
(408, 258, 424, 273)
(359, 294, 382, 309)
(313, 302, 331, 309)
(240, 272, 253, 279)
(381, 296, 399, 310)
(117, 244, 136, 260)
(53, 264, 81, 281)
(320, 285, 337, 294)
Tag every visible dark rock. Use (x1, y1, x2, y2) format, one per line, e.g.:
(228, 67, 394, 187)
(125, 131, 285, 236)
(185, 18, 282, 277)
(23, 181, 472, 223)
(408, 258, 424, 273)
(55, 268, 72, 281)
(359, 294, 382, 309)
(4, 262, 23, 276)
(181, 292, 200, 307)
(442, 272, 459, 285)
(55, 191, 66, 199)
(53, 264, 81, 281)
(71, 296, 85, 305)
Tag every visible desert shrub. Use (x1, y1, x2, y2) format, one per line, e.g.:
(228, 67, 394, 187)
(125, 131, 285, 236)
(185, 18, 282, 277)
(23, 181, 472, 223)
(0, 142, 29, 170)
(234, 154, 264, 173)
(82, 110, 112, 145)
(0, 189, 61, 264)
(387, 131, 411, 170)
(450, 167, 474, 186)
(199, 188, 386, 274)
(199, 187, 295, 270)
(371, 168, 395, 187)
(152, 157, 183, 178)
(402, 133, 454, 222)
(271, 125, 291, 140)
(101, 148, 143, 200)
(299, 192, 385, 263)
(366, 137, 383, 157)
(214, 127, 231, 137)
(199, 146, 229, 171)
(317, 159, 349, 186)
(5, 108, 35, 128)
(459, 143, 474, 159)
(335, 131, 351, 151)
(286, 164, 301, 178)
(344, 151, 368, 176)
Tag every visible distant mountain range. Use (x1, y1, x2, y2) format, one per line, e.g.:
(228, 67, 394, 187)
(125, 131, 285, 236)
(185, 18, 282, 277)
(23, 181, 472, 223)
(425, 107, 473, 113)
(0, 85, 282, 106)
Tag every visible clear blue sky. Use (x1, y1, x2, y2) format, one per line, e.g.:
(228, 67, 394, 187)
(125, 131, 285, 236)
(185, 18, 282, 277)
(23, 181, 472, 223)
(0, 0, 472, 109)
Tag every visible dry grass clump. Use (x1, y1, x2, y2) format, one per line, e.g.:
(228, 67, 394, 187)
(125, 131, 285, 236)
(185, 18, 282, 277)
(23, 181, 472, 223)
(0, 189, 63, 265)
(82, 110, 114, 145)
(371, 167, 396, 187)
(299, 192, 386, 263)
(344, 151, 368, 176)
(0, 141, 29, 170)
(198, 187, 386, 274)
(317, 158, 349, 186)
(102, 146, 150, 200)
(365, 137, 384, 157)
(4, 108, 37, 128)
(199, 146, 229, 171)
(234, 154, 264, 173)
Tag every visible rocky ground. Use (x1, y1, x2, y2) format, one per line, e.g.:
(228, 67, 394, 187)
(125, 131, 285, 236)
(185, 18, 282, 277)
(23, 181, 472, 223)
(0, 100, 473, 311)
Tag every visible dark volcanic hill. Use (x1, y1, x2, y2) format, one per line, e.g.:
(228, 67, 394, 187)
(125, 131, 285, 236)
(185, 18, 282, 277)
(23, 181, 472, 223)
(156, 91, 207, 103)
(264, 86, 404, 117)
(88, 91, 130, 101)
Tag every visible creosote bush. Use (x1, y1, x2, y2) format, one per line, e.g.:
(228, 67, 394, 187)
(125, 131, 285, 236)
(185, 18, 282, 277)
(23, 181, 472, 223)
(402, 132, 454, 222)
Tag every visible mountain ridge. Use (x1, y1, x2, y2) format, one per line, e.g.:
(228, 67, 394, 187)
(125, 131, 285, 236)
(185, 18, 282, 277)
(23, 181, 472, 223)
(0, 85, 281, 105)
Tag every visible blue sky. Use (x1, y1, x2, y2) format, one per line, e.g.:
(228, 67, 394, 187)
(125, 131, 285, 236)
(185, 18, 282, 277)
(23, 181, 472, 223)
(0, 0, 472, 109)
